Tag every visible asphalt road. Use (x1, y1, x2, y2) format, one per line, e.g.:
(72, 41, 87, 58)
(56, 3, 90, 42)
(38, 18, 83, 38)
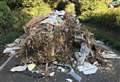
(0, 55, 120, 82)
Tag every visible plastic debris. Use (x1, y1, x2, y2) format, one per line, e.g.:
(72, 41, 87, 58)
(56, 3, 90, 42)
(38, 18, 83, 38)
(10, 65, 27, 72)
(66, 78, 73, 82)
(2, 10, 119, 81)
(41, 12, 63, 26)
(101, 51, 120, 59)
(58, 66, 66, 72)
(75, 42, 90, 65)
(3, 47, 20, 55)
(77, 62, 98, 75)
(49, 72, 55, 76)
(68, 68, 81, 82)
(6, 43, 16, 47)
(27, 63, 36, 71)
(54, 10, 65, 16)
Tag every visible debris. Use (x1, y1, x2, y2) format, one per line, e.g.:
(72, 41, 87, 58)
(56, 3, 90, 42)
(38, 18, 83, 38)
(2, 10, 119, 81)
(54, 10, 65, 16)
(66, 78, 73, 82)
(95, 40, 110, 51)
(75, 42, 90, 65)
(3, 47, 20, 54)
(77, 62, 98, 75)
(68, 68, 81, 82)
(49, 72, 55, 76)
(10, 65, 27, 72)
(101, 51, 120, 59)
(27, 63, 36, 71)
(58, 66, 66, 72)
(41, 13, 64, 26)
(6, 43, 16, 47)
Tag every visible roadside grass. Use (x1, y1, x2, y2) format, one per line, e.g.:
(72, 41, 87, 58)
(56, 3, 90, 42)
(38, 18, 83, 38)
(82, 24, 120, 51)
(0, 32, 23, 52)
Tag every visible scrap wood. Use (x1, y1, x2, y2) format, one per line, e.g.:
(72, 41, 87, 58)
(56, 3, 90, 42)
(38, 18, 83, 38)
(20, 13, 112, 70)
(25, 16, 48, 29)
(2, 10, 119, 78)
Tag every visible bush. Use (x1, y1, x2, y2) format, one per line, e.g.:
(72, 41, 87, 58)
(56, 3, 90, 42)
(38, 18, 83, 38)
(65, 2, 75, 13)
(5, 0, 23, 9)
(0, 1, 14, 34)
(21, 0, 51, 16)
(78, 0, 96, 20)
(13, 10, 32, 32)
(84, 2, 120, 31)
(95, 32, 120, 51)
(0, 32, 22, 46)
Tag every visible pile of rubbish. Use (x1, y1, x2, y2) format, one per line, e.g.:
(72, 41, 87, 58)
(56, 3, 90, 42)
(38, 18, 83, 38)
(2, 10, 120, 82)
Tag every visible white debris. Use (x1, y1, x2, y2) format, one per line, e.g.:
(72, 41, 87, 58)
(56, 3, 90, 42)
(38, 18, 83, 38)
(54, 10, 65, 16)
(95, 40, 110, 50)
(77, 62, 98, 75)
(102, 51, 120, 59)
(14, 38, 21, 44)
(10, 65, 27, 72)
(49, 72, 55, 76)
(58, 66, 66, 72)
(75, 42, 90, 65)
(80, 42, 90, 57)
(66, 78, 73, 82)
(68, 68, 81, 82)
(3, 46, 20, 55)
(93, 61, 99, 66)
(41, 12, 63, 26)
(95, 40, 104, 45)
(6, 43, 16, 47)
(27, 63, 36, 71)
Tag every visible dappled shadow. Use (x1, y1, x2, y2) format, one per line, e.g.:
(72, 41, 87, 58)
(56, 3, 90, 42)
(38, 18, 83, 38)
(82, 12, 120, 51)
(85, 13, 120, 31)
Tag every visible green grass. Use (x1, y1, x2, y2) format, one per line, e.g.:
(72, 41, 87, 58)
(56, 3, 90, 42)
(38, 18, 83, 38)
(95, 32, 120, 51)
(82, 24, 120, 51)
(0, 32, 23, 48)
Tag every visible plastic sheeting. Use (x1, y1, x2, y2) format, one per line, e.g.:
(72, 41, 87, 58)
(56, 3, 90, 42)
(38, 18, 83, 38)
(75, 42, 90, 65)
(77, 62, 98, 75)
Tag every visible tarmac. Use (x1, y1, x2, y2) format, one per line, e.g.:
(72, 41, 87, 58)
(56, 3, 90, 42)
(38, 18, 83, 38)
(0, 55, 120, 82)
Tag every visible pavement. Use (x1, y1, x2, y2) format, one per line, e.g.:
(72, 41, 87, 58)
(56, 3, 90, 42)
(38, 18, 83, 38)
(0, 55, 120, 82)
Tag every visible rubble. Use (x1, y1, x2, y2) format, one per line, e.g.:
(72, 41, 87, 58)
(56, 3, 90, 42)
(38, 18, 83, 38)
(1, 10, 120, 81)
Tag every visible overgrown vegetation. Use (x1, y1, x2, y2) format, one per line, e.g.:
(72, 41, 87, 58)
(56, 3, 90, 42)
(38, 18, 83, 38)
(78, 1, 120, 51)
(0, 0, 52, 47)
(0, 1, 14, 34)
(0, 0, 120, 51)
